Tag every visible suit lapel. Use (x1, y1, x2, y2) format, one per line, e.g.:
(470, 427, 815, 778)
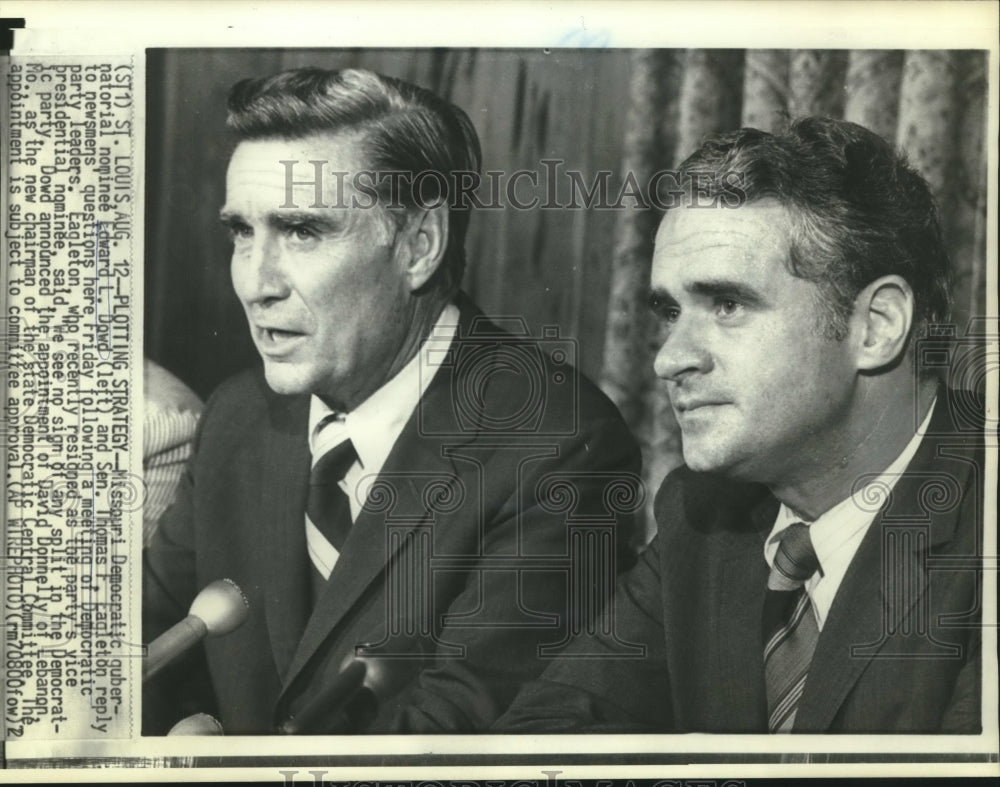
(795, 394, 971, 731)
(663, 470, 775, 730)
(279, 297, 486, 692)
(713, 493, 776, 729)
(259, 393, 314, 680)
(280, 430, 471, 687)
(794, 517, 886, 731)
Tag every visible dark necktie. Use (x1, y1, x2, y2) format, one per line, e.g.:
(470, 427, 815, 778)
(307, 436, 358, 564)
(763, 521, 820, 733)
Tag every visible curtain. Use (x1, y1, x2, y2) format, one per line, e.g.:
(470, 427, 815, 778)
(145, 49, 988, 539)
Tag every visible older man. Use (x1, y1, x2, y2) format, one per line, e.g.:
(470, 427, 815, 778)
(497, 117, 983, 734)
(143, 68, 640, 734)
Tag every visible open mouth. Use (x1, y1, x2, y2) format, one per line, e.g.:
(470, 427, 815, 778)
(258, 327, 306, 351)
(675, 401, 728, 415)
(265, 328, 302, 341)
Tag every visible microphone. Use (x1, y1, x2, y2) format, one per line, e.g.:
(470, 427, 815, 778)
(279, 642, 427, 734)
(143, 578, 249, 682)
(167, 712, 224, 736)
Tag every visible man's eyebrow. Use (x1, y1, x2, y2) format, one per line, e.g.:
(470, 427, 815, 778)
(686, 278, 767, 306)
(269, 211, 341, 229)
(218, 209, 344, 230)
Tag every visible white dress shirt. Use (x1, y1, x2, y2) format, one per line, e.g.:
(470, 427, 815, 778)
(764, 398, 937, 630)
(305, 303, 460, 577)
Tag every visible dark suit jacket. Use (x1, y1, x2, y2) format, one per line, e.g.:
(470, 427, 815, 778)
(497, 388, 983, 733)
(143, 296, 641, 734)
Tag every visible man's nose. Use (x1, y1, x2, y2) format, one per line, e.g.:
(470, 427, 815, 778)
(653, 316, 712, 381)
(234, 233, 288, 303)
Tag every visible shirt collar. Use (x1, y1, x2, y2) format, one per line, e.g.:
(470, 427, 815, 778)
(308, 303, 460, 469)
(766, 396, 938, 576)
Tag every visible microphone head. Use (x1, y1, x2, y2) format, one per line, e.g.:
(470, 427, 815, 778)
(188, 578, 249, 636)
(168, 713, 224, 736)
(351, 639, 430, 701)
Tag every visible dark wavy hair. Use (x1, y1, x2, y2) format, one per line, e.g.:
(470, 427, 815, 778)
(677, 117, 953, 351)
(227, 67, 482, 298)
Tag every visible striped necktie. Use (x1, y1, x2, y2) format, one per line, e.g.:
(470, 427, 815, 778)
(763, 521, 820, 733)
(306, 434, 358, 582)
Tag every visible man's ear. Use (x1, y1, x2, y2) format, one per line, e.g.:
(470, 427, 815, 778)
(850, 274, 915, 371)
(399, 206, 449, 292)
